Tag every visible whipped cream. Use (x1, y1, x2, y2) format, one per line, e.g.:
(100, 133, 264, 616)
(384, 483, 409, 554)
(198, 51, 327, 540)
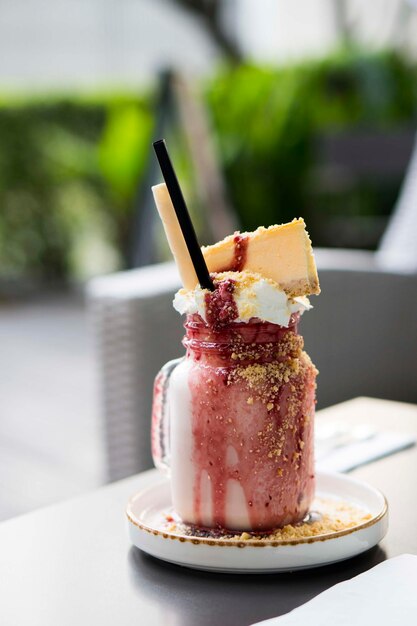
(173, 271, 312, 328)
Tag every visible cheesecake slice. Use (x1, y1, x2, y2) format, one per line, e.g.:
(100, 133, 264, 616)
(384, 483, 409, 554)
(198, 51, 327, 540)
(202, 219, 320, 297)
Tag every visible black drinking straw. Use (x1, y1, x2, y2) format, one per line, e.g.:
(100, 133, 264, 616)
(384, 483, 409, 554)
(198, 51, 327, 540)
(153, 139, 214, 291)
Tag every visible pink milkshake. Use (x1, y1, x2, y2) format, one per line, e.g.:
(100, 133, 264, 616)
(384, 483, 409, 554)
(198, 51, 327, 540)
(152, 271, 318, 532)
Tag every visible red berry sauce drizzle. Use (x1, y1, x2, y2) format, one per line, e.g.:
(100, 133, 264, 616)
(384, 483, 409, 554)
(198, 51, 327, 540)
(204, 279, 239, 330)
(185, 268, 316, 531)
(203, 234, 249, 331)
(229, 233, 248, 272)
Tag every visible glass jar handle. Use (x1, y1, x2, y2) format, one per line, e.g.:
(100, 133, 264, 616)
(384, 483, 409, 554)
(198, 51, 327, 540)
(151, 357, 182, 475)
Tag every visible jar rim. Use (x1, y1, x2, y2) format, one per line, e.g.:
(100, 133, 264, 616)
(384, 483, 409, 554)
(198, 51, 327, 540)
(183, 313, 300, 353)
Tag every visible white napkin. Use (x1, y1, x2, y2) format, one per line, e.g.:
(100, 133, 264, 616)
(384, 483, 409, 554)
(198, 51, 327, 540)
(316, 431, 416, 473)
(253, 554, 417, 626)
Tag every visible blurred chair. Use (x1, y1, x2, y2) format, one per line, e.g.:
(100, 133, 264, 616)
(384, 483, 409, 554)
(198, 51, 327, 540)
(302, 255, 417, 409)
(87, 255, 417, 482)
(88, 263, 183, 481)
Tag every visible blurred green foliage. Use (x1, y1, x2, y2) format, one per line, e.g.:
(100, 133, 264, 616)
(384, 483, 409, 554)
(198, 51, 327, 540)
(0, 49, 416, 283)
(0, 96, 152, 282)
(206, 49, 417, 234)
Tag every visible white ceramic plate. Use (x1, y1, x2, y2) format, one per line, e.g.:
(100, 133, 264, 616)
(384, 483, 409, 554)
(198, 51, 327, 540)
(126, 472, 388, 573)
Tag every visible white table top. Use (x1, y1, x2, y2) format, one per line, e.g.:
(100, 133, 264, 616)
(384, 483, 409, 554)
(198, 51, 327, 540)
(0, 397, 416, 626)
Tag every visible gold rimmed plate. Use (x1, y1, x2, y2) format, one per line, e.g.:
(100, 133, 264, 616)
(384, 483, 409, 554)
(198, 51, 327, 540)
(126, 472, 388, 573)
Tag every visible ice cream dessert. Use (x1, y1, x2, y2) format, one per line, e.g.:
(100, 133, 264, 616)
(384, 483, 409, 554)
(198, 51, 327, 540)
(151, 184, 320, 532)
(173, 270, 312, 330)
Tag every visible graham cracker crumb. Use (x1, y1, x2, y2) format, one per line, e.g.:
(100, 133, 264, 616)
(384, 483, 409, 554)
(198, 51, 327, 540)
(165, 497, 372, 543)
(240, 532, 251, 540)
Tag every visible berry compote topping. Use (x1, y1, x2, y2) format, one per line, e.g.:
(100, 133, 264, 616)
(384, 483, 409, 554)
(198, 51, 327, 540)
(204, 278, 239, 330)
